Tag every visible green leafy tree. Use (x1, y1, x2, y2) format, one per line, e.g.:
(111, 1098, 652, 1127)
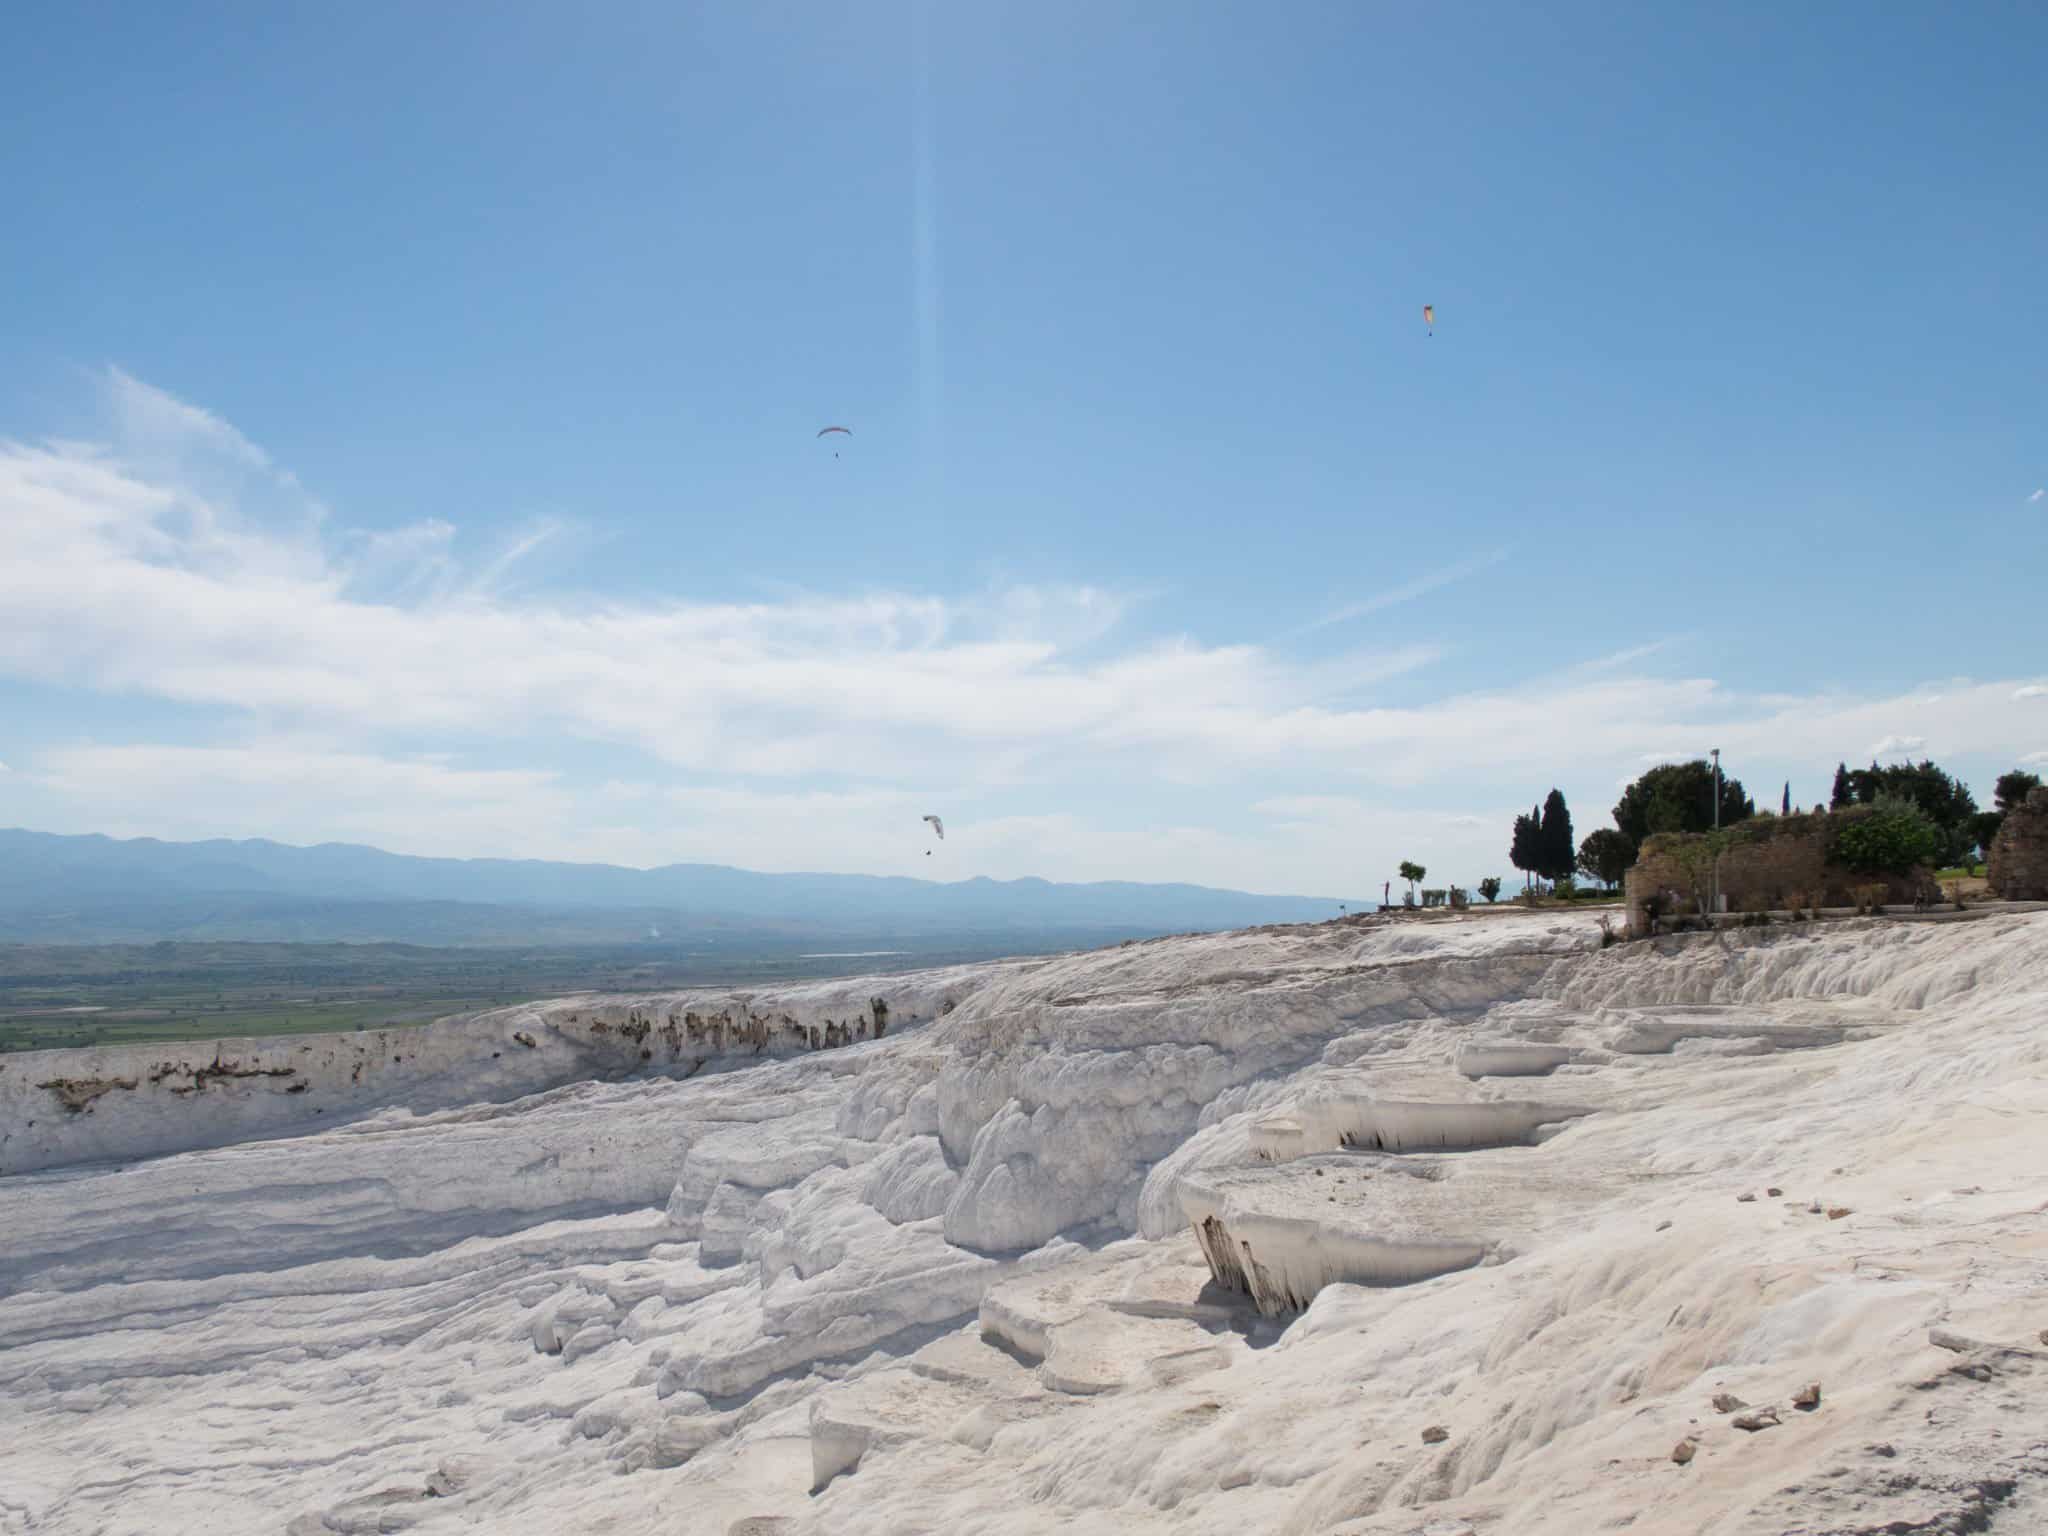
(1995, 770, 2042, 814)
(1832, 759, 1977, 865)
(1509, 807, 1542, 890)
(1885, 761, 1976, 851)
(1477, 876, 1502, 904)
(1837, 763, 1880, 807)
(1832, 797, 1941, 875)
(1613, 761, 1753, 848)
(1538, 789, 1575, 881)
(1968, 770, 2044, 861)
(1397, 860, 1425, 902)
(1577, 828, 1634, 889)
(1970, 810, 2005, 861)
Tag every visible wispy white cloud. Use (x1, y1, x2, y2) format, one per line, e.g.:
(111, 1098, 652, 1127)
(5, 374, 2047, 890)
(2015, 685, 2048, 701)
(1575, 640, 1674, 674)
(1870, 733, 1927, 758)
(105, 366, 273, 472)
(1282, 547, 1509, 638)
(0, 423, 1469, 785)
(466, 519, 566, 597)
(2029, 488, 2044, 504)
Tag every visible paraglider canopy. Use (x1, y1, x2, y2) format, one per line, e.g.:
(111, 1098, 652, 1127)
(922, 814, 944, 840)
(817, 426, 851, 437)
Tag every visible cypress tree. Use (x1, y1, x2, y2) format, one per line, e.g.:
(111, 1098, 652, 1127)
(1538, 788, 1575, 881)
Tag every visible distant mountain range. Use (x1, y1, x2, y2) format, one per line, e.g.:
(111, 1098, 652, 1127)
(0, 828, 1349, 946)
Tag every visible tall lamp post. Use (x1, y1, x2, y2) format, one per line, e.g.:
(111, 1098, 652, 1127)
(1710, 747, 1722, 917)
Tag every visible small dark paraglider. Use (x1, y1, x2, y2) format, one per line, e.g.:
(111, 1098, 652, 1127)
(818, 425, 851, 459)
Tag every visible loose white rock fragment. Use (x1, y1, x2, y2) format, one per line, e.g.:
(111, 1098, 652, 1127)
(1180, 1154, 1606, 1315)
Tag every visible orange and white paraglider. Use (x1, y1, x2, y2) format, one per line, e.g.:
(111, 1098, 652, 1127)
(1422, 304, 1434, 337)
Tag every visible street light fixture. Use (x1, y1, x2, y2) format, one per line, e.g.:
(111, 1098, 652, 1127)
(1710, 747, 1722, 916)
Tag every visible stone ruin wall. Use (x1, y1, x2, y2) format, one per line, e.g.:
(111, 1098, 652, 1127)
(1987, 786, 2048, 900)
(1624, 815, 1925, 937)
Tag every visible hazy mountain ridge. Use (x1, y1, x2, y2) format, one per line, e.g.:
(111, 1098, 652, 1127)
(0, 828, 1348, 944)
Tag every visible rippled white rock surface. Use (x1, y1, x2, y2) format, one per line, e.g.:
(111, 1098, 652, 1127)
(3, 910, 2045, 1534)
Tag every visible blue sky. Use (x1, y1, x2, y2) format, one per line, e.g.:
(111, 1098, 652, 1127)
(2, 2, 2044, 896)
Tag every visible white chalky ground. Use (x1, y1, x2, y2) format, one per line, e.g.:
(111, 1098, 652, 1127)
(3, 910, 2045, 1534)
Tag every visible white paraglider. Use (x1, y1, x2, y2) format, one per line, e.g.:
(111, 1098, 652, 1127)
(922, 815, 944, 854)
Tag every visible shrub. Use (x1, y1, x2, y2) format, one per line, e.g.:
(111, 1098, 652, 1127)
(1448, 885, 1469, 908)
(1477, 877, 1502, 904)
(1552, 875, 1577, 899)
(1851, 882, 1890, 915)
(1831, 796, 1941, 875)
(1421, 888, 1447, 908)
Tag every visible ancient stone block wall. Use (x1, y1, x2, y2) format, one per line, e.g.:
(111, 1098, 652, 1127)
(1987, 786, 2048, 899)
(1623, 811, 1925, 936)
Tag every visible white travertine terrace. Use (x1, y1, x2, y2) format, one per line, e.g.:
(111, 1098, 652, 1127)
(3, 909, 2045, 1534)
